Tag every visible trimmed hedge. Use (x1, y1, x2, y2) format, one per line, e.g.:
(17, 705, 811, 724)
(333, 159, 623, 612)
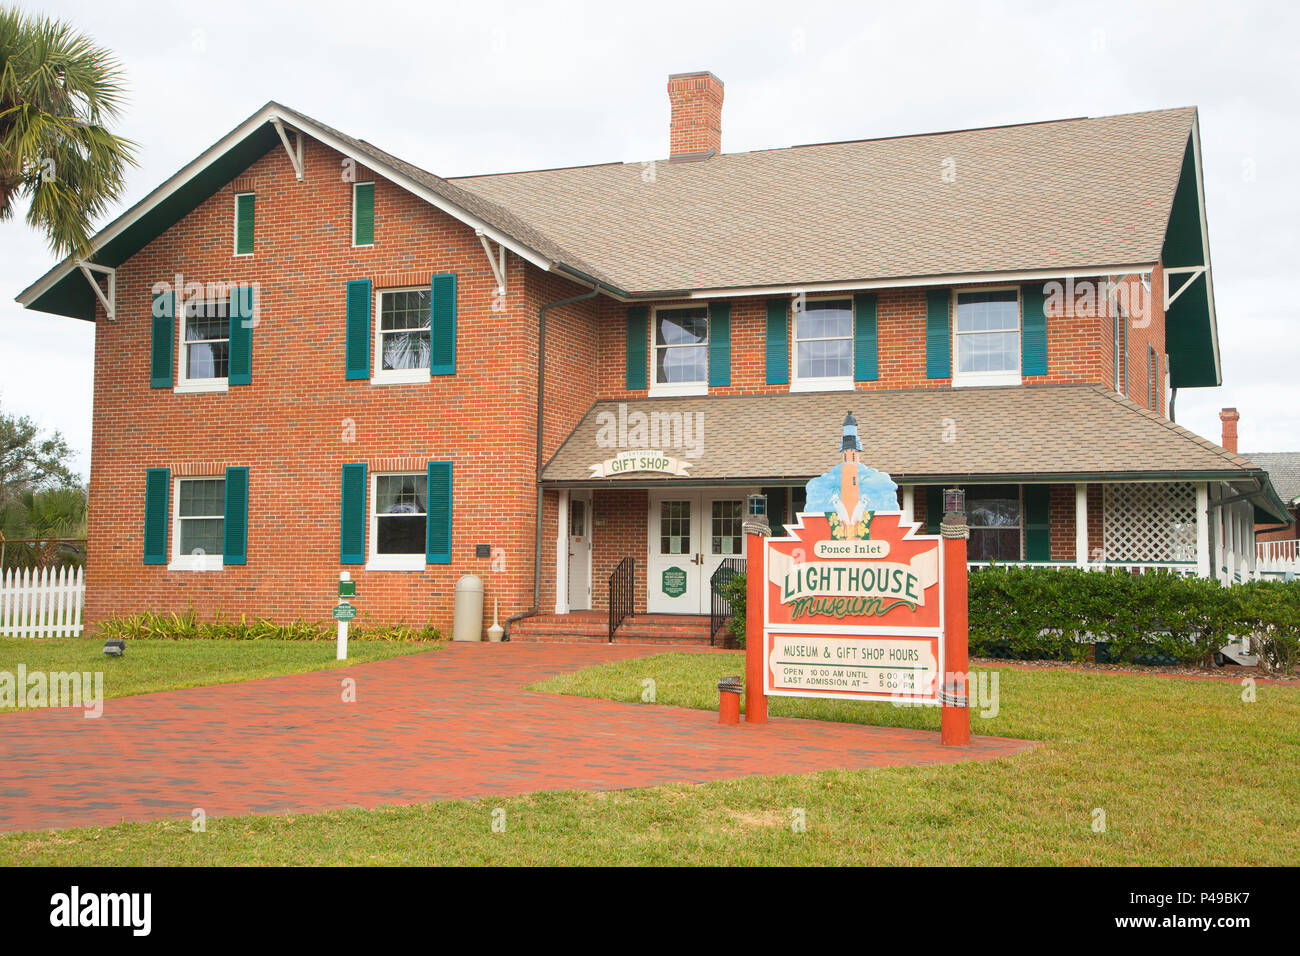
(94, 607, 444, 643)
(972, 568, 1300, 670)
(721, 568, 1300, 671)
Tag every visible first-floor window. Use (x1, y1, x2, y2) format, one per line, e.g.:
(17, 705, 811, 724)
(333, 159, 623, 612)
(967, 485, 1022, 561)
(176, 477, 225, 559)
(377, 288, 431, 375)
(660, 500, 691, 555)
(955, 290, 1020, 382)
(182, 297, 230, 384)
(794, 298, 853, 384)
(654, 307, 709, 390)
(373, 472, 427, 556)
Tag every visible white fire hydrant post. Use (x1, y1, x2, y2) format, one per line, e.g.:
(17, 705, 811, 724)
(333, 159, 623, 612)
(335, 571, 356, 660)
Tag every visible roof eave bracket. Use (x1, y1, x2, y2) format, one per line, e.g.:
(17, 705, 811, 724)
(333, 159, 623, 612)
(77, 262, 115, 321)
(271, 118, 304, 182)
(1164, 265, 1206, 310)
(476, 230, 507, 297)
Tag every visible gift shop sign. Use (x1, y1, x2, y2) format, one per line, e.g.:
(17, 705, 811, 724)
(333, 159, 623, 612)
(763, 511, 944, 703)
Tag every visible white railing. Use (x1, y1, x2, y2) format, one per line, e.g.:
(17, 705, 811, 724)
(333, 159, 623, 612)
(0, 566, 85, 637)
(969, 560, 1199, 578)
(1258, 539, 1300, 576)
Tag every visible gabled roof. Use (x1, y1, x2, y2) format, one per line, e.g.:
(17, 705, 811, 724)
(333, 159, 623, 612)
(17, 101, 1220, 386)
(539, 383, 1289, 521)
(1242, 452, 1300, 505)
(454, 108, 1198, 294)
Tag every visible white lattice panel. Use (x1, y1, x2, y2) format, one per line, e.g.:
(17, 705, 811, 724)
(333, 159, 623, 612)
(1103, 482, 1197, 563)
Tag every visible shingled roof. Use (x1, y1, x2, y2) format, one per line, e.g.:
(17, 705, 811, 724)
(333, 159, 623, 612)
(540, 384, 1287, 519)
(1242, 452, 1300, 505)
(453, 108, 1197, 294)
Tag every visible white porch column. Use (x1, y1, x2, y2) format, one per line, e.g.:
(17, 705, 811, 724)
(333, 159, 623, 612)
(555, 489, 570, 614)
(1195, 482, 1212, 579)
(1074, 483, 1089, 568)
(901, 485, 915, 526)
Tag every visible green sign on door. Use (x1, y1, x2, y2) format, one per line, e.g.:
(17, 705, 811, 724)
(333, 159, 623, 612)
(662, 566, 688, 599)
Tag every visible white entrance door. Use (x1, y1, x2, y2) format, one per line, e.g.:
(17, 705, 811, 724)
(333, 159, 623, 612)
(567, 493, 592, 610)
(647, 490, 750, 614)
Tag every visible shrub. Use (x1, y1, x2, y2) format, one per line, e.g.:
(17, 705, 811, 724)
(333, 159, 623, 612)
(720, 571, 747, 648)
(93, 607, 444, 642)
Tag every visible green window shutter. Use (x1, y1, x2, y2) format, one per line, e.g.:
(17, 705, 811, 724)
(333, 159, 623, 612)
(625, 306, 648, 390)
(345, 280, 371, 380)
(1024, 484, 1051, 561)
(1021, 283, 1048, 376)
(353, 182, 375, 246)
(228, 285, 253, 385)
(765, 299, 789, 386)
(925, 290, 951, 379)
(223, 466, 249, 565)
(925, 486, 942, 535)
(150, 291, 174, 388)
(234, 193, 255, 255)
(426, 461, 453, 565)
(707, 301, 731, 387)
(340, 463, 367, 564)
(430, 273, 457, 375)
(143, 468, 170, 565)
(853, 292, 879, 382)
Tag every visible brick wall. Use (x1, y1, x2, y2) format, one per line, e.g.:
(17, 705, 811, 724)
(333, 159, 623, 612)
(592, 278, 1168, 402)
(86, 135, 545, 633)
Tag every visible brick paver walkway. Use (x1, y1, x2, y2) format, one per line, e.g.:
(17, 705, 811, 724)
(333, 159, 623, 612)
(0, 642, 1033, 833)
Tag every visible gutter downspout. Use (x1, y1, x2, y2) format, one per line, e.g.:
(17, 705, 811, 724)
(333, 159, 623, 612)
(507, 282, 603, 639)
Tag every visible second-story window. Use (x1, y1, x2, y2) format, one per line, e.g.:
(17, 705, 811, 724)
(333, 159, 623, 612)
(179, 296, 230, 391)
(375, 287, 431, 384)
(652, 306, 708, 395)
(792, 298, 853, 390)
(1147, 347, 1159, 410)
(1113, 302, 1128, 395)
(954, 289, 1020, 386)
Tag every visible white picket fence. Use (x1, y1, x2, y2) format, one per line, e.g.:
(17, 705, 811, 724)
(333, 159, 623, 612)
(0, 566, 85, 637)
(1258, 539, 1300, 577)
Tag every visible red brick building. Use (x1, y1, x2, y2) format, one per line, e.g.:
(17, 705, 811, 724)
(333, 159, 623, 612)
(18, 72, 1289, 637)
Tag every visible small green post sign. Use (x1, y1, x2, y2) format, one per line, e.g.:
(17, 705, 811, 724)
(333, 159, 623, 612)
(662, 566, 688, 598)
(338, 580, 356, 598)
(333, 603, 357, 622)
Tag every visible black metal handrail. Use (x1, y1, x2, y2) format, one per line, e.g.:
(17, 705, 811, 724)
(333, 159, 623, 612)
(608, 556, 634, 642)
(709, 557, 746, 646)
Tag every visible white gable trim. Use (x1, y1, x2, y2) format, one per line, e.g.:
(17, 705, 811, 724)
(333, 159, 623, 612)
(17, 103, 555, 310)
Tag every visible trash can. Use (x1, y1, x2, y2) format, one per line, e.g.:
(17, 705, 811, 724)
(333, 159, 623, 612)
(453, 574, 484, 642)
(717, 676, 743, 724)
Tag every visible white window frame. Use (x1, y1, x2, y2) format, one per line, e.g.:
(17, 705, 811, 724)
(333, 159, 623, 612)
(789, 295, 854, 393)
(352, 181, 374, 249)
(169, 474, 225, 572)
(175, 293, 230, 394)
(233, 192, 254, 258)
(366, 470, 427, 571)
(649, 304, 710, 397)
(373, 285, 432, 385)
(951, 286, 1022, 388)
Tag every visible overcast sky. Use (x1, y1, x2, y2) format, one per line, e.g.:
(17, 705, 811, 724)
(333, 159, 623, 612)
(3, 0, 1296, 480)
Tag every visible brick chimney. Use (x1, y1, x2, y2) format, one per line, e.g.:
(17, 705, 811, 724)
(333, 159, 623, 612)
(668, 71, 724, 160)
(1219, 407, 1240, 454)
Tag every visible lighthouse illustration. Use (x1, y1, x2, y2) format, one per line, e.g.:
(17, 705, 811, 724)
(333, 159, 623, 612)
(839, 410, 863, 526)
(803, 410, 899, 540)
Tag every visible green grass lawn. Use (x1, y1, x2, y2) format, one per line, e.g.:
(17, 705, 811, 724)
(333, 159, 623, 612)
(2, 650, 1297, 865)
(0, 637, 437, 709)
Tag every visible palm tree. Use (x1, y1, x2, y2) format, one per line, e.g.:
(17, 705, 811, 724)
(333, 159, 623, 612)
(0, 484, 87, 569)
(0, 6, 136, 259)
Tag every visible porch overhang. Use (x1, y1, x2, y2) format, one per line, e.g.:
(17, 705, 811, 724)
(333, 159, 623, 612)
(540, 384, 1289, 521)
